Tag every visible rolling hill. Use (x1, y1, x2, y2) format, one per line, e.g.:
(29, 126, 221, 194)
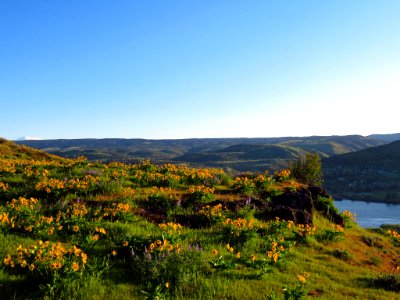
(0, 137, 67, 162)
(323, 140, 400, 202)
(16, 135, 386, 172)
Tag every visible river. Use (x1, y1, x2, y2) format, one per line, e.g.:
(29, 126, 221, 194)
(334, 199, 400, 228)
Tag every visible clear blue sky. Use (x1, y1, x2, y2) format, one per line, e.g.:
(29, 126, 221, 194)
(1, 0, 399, 140)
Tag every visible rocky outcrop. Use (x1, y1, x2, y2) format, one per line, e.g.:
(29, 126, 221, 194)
(267, 186, 344, 226)
(180, 186, 344, 227)
(269, 188, 314, 225)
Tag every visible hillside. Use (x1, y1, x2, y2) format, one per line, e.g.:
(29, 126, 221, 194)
(368, 133, 400, 143)
(323, 140, 400, 202)
(0, 137, 68, 162)
(16, 135, 386, 172)
(1, 140, 399, 299)
(173, 144, 306, 172)
(279, 135, 385, 157)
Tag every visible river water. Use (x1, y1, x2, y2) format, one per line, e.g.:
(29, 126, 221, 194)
(334, 199, 400, 228)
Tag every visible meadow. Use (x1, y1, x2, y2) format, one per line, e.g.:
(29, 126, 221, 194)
(0, 140, 399, 299)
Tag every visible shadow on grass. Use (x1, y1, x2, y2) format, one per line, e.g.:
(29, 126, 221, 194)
(356, 274, 400, 292)
(218, 270, 270, 280)
(0, 276, 45, 300)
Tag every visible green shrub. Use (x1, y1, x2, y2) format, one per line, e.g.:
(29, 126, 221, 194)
(288, 153, 323, 186)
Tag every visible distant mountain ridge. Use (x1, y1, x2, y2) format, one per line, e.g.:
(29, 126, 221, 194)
(367, 133, 400, 142)
(15, 134, 388, 172)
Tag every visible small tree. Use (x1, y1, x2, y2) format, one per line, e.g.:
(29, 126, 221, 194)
(289, 152, 323, 186)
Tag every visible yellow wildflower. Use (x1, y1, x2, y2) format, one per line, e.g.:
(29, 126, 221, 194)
(297, 274, 306, 283)
(50, 262, 62, 269)
(81, 252, 88, 265)
(72, 262, 79, 271)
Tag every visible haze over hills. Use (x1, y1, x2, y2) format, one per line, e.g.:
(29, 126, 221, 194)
(16, 134, 386, 172)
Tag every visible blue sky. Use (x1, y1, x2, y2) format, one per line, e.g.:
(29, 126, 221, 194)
(1, 1, 399, 140)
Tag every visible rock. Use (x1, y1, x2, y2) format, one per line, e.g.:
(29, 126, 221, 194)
(269, 188, 314, 225)
(272, 188, 314, 213)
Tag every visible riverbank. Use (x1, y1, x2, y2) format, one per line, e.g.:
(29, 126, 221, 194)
(335, 199, 400, 228)
(331, 192, 400, 204)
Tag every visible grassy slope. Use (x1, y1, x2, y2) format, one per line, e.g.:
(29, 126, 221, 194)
(1, 140, 399, 299)
(0, 138, 68, 162)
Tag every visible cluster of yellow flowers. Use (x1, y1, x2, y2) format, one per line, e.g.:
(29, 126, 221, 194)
(107, 161, 128, 169)
(274, 169, 291, 179)
(8, 197, 39, 211)
(146, 186, 173, 196)
(342, 210, 357, 221)
(35, 175, 99, 194)
(253, 174, 274, 187)
(3, 241, 87, 273)
(158, 222, 182, 234)
(0, 197, 67, 235)
(199, 204, 227, 220)
(0, 181, 8, 191)
(110, 169, 129, 179)
(143, 172, 169, 182)
(103, 202, 132, 217)
(297, 272, 310, 283)
(121, 187, 136, 198)
(287, 220, 295, 229)
(71, 203, 89, 217)
(148, 238, 181, 253)
(35, 177, 65, 193)
(159, 163, 224, 179)
(90, 227, 107, 241)
(231, 177, 256, 191)
(222, 218, 254, 229)
(267, 240, 286, 264)
(296, 224, 316, 237)
(331, 224, 345, 233)
(187, 185, 215, 195)
(0, 212, 12, 227)
(386, 229, 400, 240)
(0, 158, 17, 173)
(68, 175, 99, 189)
